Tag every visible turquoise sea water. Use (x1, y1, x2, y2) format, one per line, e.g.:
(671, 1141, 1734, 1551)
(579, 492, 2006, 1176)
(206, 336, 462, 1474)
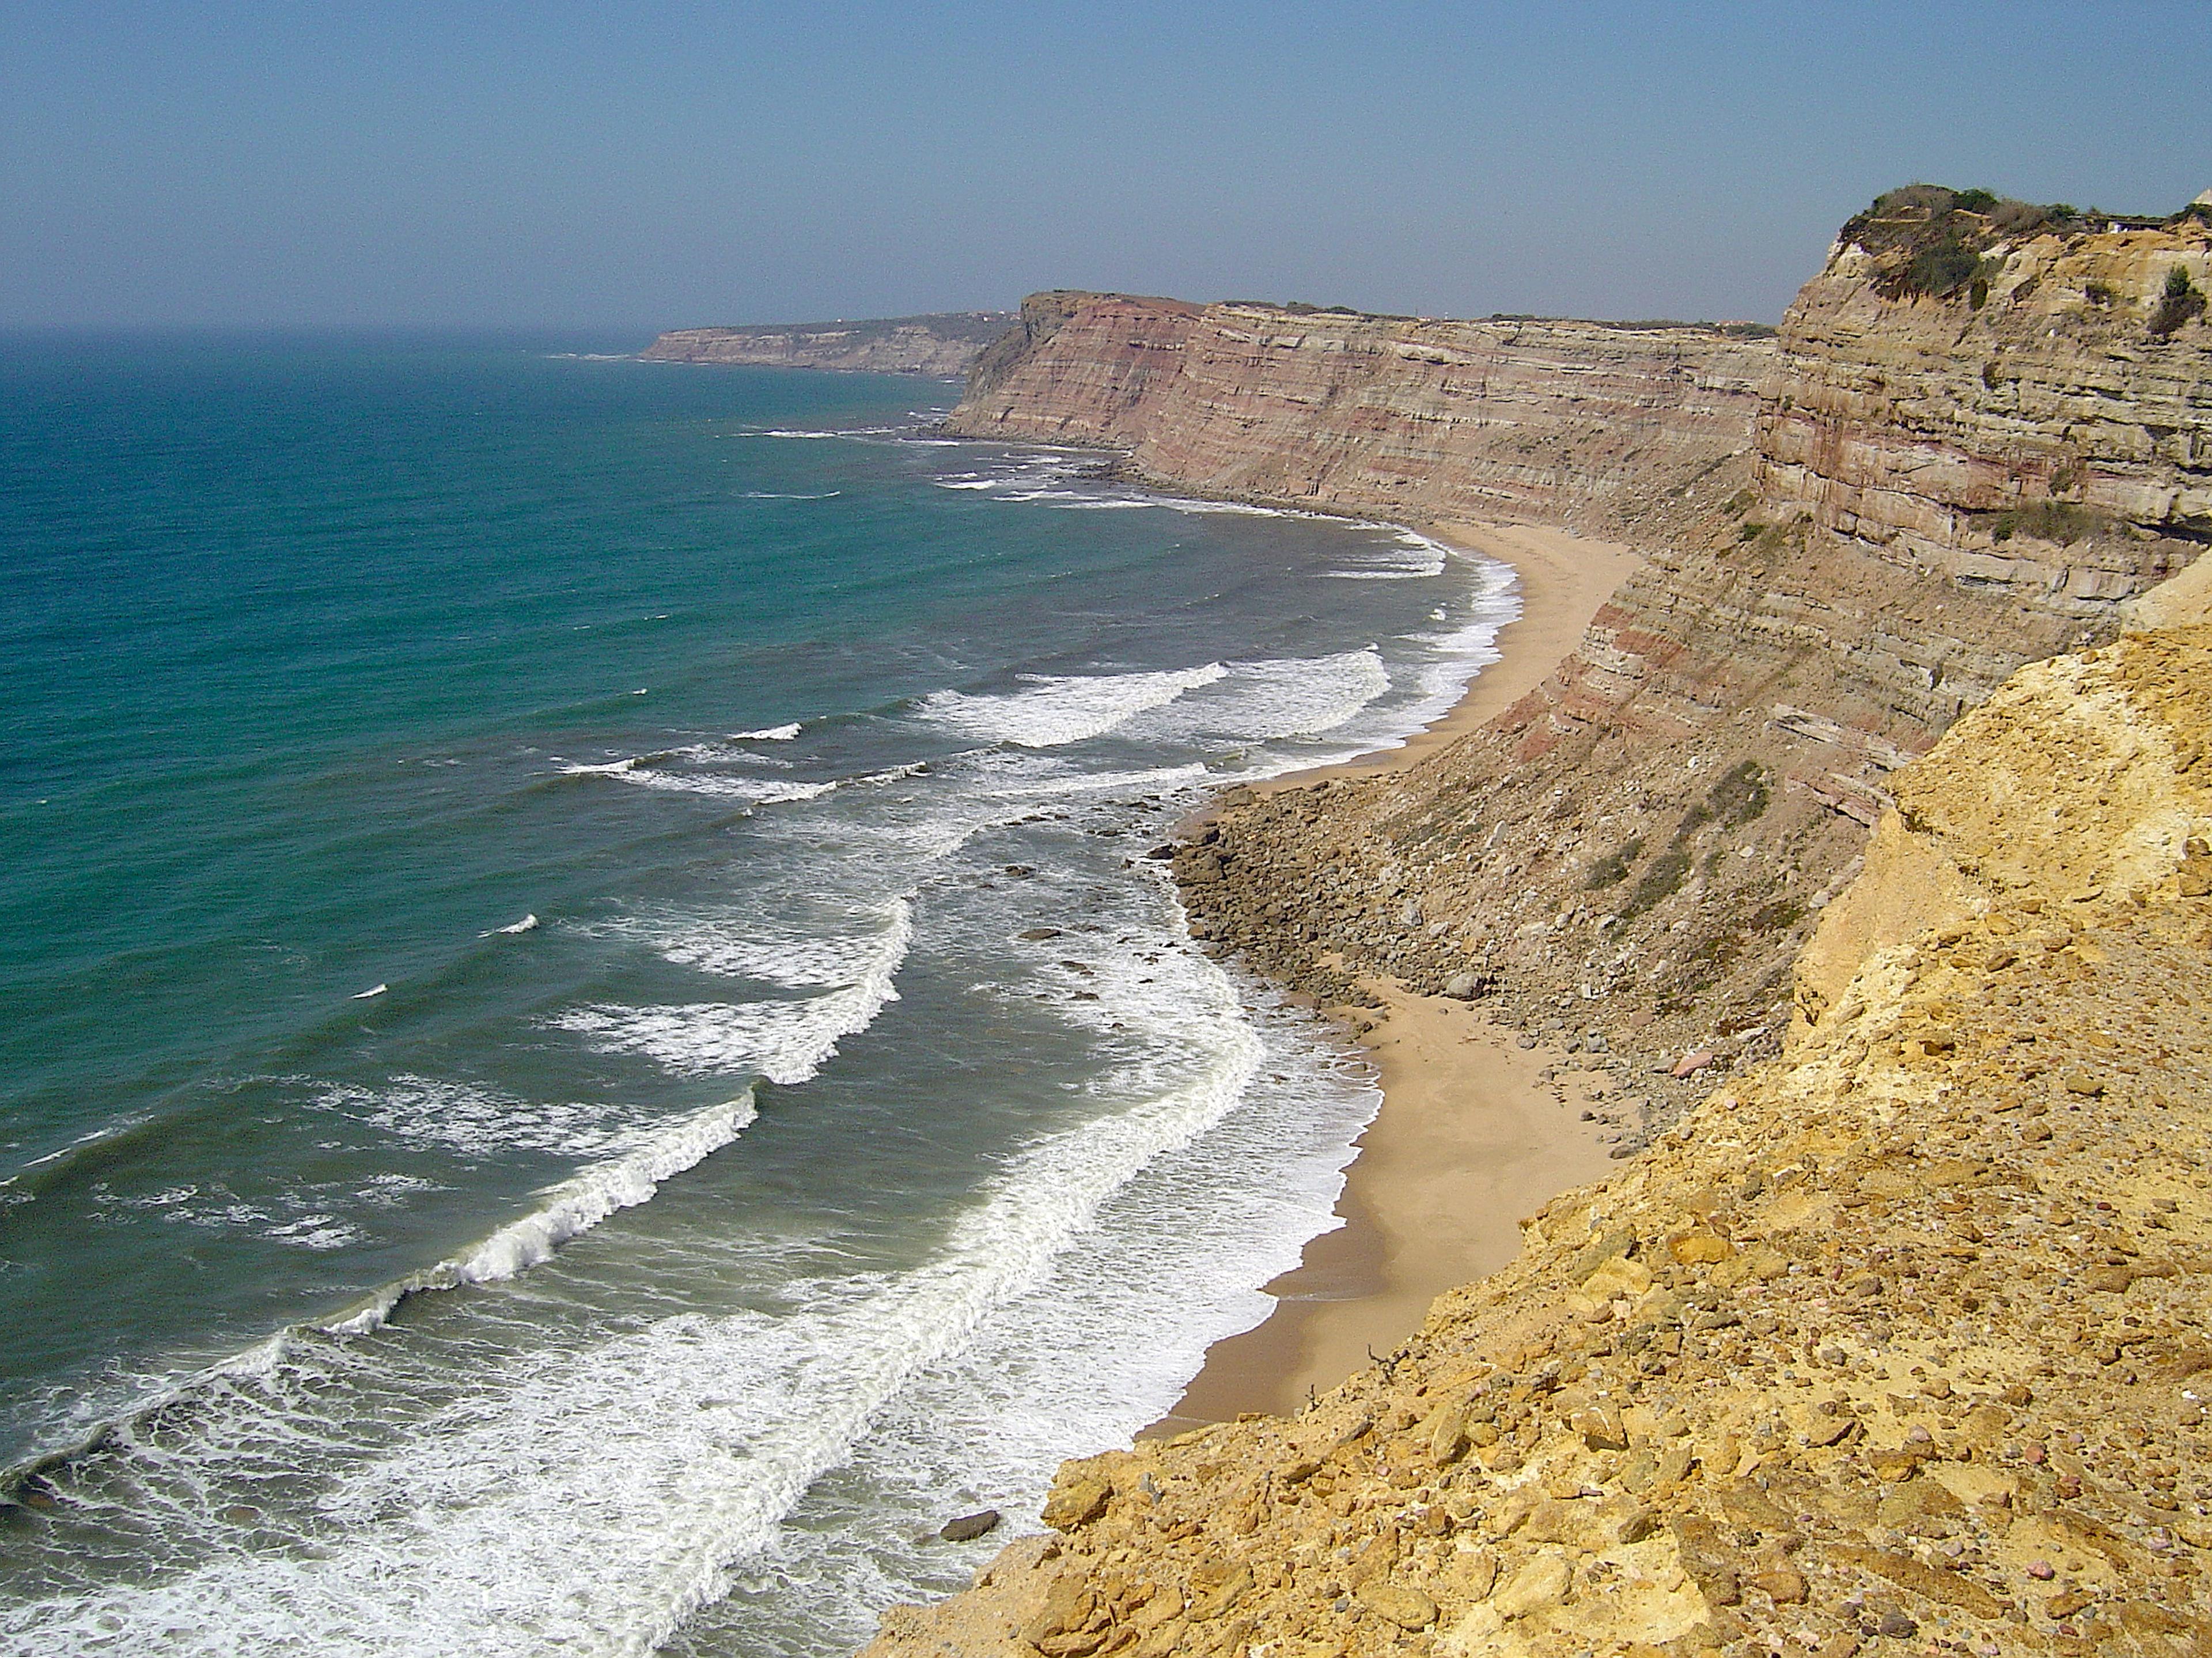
(0, 334, 1513, 1654)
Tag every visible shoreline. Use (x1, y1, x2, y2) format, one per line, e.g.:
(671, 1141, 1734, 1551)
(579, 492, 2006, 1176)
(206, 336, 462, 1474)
(1149, 517, 1642, 1432)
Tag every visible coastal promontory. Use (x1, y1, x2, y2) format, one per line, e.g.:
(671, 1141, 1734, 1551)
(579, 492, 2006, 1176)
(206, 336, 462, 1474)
(640, 311, 1014, 375)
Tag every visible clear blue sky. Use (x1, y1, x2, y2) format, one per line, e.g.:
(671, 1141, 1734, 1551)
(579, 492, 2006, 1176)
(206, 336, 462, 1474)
(5, 1, 2206, 333)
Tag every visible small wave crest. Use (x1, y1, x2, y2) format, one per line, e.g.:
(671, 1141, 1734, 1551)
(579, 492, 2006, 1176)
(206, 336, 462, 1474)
(918, 663, 1228, 748)
(556, 899, 913, 1086)
(327, 1089, 759, 1330)
(1131, 648, 1391, 743)
(1326, 526, 1453, 580)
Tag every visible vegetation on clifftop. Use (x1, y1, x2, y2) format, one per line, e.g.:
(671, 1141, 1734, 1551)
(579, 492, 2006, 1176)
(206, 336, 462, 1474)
(1842, 183, 2200, 303)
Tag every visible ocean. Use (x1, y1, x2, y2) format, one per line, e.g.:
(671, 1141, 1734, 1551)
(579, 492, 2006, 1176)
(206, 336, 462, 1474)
(0, 332, 1513, 1655)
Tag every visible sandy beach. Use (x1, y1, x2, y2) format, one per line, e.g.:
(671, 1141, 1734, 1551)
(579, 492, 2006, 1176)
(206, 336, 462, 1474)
(1150, 517, 1641, 1430)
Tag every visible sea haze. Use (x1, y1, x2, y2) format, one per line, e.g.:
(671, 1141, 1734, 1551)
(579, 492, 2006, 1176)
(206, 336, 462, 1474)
(0, 334, 1514, 1655)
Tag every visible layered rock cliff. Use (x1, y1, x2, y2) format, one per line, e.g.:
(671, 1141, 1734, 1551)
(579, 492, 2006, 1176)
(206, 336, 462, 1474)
(949, 295, 1775, 533)
(1757, 189, 2211, 607)
(640, 311, 1014, 375)
(1142, 200, 2207, 1099)
(866, 597, 2212, 1658)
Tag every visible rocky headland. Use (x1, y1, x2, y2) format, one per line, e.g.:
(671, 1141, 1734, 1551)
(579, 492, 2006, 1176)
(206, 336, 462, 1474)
(866, 188, 2212, 1657)
(639, 311, 1014, 374)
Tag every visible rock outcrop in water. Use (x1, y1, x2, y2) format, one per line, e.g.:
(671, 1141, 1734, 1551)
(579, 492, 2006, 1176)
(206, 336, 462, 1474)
(861, 191, 2212, 1656)
(640, 312, 1014, 376)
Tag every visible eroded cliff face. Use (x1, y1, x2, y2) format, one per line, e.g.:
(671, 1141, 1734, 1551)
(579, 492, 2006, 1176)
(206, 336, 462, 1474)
(863, 597, 2212, 1658)
(949, 298, 1773, 533)
(639, 312, 1013, 375)
(1756, 214, 2211, 608)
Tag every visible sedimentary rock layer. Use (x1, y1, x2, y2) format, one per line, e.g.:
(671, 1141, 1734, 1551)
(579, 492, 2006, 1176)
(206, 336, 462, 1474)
(864, 606, 2212, 1658)
(950, 295, 1775, 532)
(639, 312, 1014, 375)
(1758, 214, 2212, 606)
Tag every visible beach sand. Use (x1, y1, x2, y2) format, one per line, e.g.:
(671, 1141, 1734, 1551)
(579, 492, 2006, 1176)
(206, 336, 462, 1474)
(1148, 518, 1640, 1431)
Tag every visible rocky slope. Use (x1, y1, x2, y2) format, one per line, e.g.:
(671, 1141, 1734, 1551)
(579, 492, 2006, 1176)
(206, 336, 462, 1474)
(865, 600, 2212, 1658)
(639, 311, 1013, 374)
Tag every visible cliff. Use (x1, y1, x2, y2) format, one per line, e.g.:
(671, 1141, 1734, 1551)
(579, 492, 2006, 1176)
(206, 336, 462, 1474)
(639, 311, 1014, 375)
(948, 294, 1776, 533)
(1758, 187, 2212, 607)
(866, 591, 2212, 1658)
(1154, 200, 2209, 1099)
(863, 192, 2212, 1655)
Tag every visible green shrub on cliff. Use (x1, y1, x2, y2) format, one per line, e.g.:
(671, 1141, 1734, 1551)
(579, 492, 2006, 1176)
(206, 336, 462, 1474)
(1618, 846, 1692, 921)
(1843, 184, 2164, 304)
(1905, 237, 1981, 296)
(1988, 499, 2112, 546)
(2150, 264, 2207, 338)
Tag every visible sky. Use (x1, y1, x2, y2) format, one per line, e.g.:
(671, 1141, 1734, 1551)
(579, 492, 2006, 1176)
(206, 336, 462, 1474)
(4, 1, 2207, 334)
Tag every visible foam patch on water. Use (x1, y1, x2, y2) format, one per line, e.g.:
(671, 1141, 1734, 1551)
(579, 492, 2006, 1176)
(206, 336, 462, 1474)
(919, 663, 1228, 748)
(1130, 648, 1392, 743)
(308, 1075, 641, 1160)
(556, 900, 912, 1087)
(558, 752, 925, 807)
(1320, 525, 1452, 580)
(649, 902, 914, 989)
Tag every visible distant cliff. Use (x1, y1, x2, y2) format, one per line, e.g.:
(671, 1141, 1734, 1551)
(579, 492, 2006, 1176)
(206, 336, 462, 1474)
(640, 312, 1014, 376)
(949, 294, 1776, 532)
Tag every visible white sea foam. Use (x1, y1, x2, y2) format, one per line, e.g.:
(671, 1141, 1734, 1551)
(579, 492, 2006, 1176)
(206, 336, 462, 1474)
(730, 722, 802, 741)
(919, 663, 1228, 748)
(649, 902, 911, 989)
(561, 751, 919, 805)
(613, 771, 846, 804)
(741, 490, 842, 500)
(1131, 648, 1392, 743)
(486, 913, 539, 936)
(1327, 527, 1452, 580)
(557, 899, 912, 1086)
(309, 1075, 638, 1160)
(9, 931, 1274, 1656)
